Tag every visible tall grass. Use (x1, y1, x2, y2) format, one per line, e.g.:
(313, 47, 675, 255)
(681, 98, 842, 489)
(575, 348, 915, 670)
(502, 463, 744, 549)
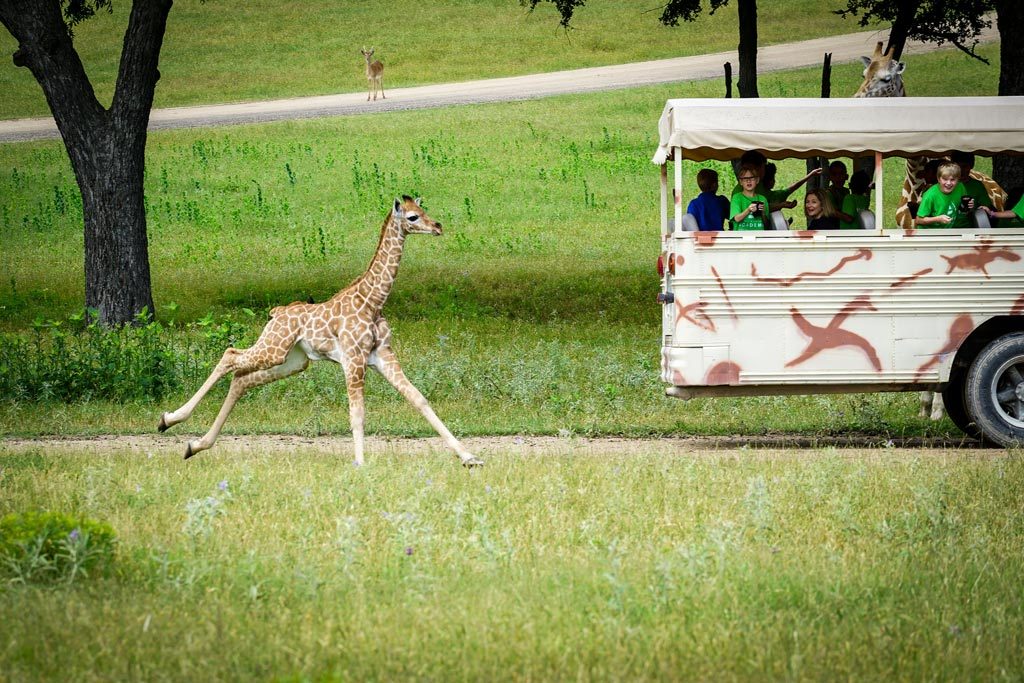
(0, 443, 1021, 680)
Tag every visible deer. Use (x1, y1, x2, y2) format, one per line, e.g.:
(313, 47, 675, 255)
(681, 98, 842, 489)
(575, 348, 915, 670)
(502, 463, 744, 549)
(360, 47, 385, 102)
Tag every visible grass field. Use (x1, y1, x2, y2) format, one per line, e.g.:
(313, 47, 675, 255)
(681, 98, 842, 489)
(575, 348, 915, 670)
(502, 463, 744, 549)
(1, 10, 1020, 680)
(0, 0, 866, 120)
(0, 43, 1002, 441)
(1, 441, 1022, 681)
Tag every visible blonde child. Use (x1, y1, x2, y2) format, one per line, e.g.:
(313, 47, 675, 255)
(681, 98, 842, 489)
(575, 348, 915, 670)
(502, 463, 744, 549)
(915, 162, 974, 228)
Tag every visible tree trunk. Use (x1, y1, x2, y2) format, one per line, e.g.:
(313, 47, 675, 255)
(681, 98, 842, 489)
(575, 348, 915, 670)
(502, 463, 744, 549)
(993, 1, 1024, 193)
(885, 0, 922, 62)
(0, 0, 170, 326)
(736, 0, 758, 98)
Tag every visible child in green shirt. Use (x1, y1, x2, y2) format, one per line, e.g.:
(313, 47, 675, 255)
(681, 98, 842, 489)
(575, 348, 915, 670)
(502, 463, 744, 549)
(730, 164, 768, 231)
(915, 162, 974, 228)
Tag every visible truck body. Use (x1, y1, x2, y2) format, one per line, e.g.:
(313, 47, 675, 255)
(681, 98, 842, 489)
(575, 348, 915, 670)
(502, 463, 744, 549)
(656, 97, 1024, 445)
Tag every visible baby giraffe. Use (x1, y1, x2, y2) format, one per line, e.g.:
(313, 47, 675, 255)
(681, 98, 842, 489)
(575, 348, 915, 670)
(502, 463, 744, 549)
(158, 196, 482, 468)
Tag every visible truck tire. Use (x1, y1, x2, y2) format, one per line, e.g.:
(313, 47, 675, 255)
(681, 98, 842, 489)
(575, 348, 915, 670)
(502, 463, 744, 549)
(964, 332, 1024, 448)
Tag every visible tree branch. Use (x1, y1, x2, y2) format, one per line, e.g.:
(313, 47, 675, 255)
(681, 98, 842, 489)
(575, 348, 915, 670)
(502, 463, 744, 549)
(111, 0, 173, 133)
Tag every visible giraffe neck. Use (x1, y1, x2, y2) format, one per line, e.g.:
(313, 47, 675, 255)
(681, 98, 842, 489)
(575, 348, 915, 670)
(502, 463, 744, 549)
(352, 212, 405, 311)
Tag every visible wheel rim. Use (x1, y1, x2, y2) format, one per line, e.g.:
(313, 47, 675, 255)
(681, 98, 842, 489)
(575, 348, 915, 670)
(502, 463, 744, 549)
(989, 352, 1024, 429)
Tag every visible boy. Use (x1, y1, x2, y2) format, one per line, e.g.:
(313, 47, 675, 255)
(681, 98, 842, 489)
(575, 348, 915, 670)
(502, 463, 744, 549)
(730, 164, 768, 231)
(915, 162, 974, 228)
(687, 168, 730, 231)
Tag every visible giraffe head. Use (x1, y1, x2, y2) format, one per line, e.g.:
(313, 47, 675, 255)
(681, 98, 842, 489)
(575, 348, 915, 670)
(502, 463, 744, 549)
(393, 196, 442, 236)
(855, 41, 906, 98)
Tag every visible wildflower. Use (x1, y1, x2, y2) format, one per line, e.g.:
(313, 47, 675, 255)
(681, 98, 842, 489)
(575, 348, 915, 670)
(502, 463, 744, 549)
(217, 479, 229, 492)
(68, 528, 80, 542)
(405, 546, 414, 556)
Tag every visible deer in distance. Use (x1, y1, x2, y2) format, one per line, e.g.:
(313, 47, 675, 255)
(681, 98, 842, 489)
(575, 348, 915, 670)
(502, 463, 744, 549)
(361, 47, 385, 101)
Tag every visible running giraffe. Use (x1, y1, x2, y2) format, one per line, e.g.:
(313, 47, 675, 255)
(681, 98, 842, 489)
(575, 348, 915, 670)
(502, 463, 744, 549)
(158, 196, 482, 468)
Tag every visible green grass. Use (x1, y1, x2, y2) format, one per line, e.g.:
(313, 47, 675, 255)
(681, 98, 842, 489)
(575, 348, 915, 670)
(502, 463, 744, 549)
(1, 443, 1022, 680)
(0, 0, 870, 120)
(0, 44, 1003, 440)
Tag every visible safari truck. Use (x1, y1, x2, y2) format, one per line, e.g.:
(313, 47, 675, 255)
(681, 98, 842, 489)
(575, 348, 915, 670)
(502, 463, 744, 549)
(654, 97, 1024, 446)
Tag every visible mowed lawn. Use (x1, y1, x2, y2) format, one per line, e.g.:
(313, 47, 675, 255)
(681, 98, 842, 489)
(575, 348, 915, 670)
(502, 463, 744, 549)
(1, 441, 1022, 681)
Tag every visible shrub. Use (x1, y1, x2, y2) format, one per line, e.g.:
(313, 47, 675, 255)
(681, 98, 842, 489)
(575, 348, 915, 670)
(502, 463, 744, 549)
(0, 510, 117, 584)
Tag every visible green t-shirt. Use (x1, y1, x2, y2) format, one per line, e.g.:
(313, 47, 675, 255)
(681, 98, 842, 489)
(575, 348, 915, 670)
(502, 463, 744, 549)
(962, 177, 993, 209)
(1010, 194, 1024, 221)
(917, 182, 969, 228)
(730, 192, 768, 231)
(839, 194, 870, 229)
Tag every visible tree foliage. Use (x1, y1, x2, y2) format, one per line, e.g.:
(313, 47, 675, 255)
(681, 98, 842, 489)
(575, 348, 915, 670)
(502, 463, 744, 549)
(61, 0, 112, 32)
(526, 0, 759, 97)
(836, 0, 994, 63)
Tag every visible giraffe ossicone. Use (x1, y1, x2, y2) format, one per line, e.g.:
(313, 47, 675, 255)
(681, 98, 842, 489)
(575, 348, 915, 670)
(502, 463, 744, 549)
(158, 196, 483, 468)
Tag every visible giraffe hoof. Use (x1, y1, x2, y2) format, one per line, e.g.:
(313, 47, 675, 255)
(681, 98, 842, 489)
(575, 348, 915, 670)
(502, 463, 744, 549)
(461, 456, 484, 468)
(158, 414, 170, 433)
(184, 443, 194, 460)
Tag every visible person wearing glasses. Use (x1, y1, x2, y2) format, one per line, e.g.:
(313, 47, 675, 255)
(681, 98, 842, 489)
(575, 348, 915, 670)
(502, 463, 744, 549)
(730, 164, 769, 231)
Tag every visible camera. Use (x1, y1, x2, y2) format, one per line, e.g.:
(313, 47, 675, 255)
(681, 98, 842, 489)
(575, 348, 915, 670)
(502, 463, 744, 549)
(752, 201, 764, 217)
(959, 196, 973, 212)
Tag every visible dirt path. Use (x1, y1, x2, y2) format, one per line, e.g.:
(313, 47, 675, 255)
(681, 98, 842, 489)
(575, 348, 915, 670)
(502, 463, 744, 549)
(0, 26, 999, 143)
(0, 433, 996, 459)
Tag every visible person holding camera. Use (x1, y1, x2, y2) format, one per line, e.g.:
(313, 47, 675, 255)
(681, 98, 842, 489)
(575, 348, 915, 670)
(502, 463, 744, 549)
(915, 161, 974, 228)
(730, 164, 769, 230)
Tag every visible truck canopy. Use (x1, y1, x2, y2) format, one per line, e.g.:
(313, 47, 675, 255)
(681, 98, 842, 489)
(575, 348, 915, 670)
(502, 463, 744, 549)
(653, 96, 1024, 164)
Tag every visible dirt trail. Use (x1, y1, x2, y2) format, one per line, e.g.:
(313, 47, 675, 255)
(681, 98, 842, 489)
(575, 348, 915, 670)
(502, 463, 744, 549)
(0, 433, 996, 459)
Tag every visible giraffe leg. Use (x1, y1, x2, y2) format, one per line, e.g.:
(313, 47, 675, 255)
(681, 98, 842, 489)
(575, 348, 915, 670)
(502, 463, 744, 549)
(184, 345, 309, 459)
(343, 356, 368, 466)
(160, 347, 243, 432)
(918, 391, 932, 419)
(160, 315, 299, 432)
(929, 392, 945, 422)
(369, 345, 482, 467)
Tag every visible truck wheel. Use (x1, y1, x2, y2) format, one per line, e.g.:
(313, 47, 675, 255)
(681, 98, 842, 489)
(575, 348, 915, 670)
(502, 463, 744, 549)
(941, 373, 983, 441)
(964, 332, 1024, 448)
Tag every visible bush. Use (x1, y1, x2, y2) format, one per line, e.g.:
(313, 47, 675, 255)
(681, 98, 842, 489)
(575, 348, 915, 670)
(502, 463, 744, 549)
(0, 308, 256, 403)
(0, 511, 117, 584)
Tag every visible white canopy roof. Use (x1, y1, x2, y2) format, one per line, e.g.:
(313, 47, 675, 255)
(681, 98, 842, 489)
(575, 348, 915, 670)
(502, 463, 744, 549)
(653, 96, 1024, 164)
